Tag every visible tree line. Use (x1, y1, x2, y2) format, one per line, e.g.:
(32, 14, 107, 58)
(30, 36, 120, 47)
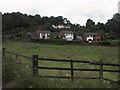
(2, 12, 120, 39)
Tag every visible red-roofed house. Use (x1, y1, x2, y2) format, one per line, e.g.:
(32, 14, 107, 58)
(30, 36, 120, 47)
(36, 30, 51, 39)
(82, 33, 101, 43)
(58, 31, 74, 41)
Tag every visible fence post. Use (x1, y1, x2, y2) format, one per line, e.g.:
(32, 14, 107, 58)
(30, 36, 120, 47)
(16, 53, 18, 62)
(70, 60, 74, 81)
(32, 55, 38, 76)
(2, 48, 5, 56)
(99, 58, 103, 80)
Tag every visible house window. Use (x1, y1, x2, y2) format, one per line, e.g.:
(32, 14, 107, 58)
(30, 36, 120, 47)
(87, 35, 89, 37)
(90, 35, 92, 37)
(93, 35, 95, 37)
(66, 37, 72, 40)
(48, 33, 50, 35)
(42, 33, 45, 35)
(48, 37, 50, 38)
(88, 39, 92, 41)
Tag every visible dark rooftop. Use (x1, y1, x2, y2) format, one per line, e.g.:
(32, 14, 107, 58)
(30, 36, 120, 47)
(36, 30, 51, 34)
(83, 33, 100, 35)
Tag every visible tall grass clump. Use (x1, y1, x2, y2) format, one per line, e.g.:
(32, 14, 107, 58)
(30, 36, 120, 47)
(2, 55, 33, 88)
(2, 55, 18, 86)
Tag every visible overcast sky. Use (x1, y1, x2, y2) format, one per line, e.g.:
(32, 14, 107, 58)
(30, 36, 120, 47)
(0, 0, 119, 26)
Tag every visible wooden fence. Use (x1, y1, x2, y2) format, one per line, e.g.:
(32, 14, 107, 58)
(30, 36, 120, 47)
(2, 48, 120, 84)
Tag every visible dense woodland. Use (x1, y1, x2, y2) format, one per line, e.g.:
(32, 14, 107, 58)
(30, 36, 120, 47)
(2, 12, 120, 39)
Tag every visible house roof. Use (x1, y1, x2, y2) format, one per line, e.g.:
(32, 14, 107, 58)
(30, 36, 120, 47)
(83, 33, 100, 35)
(25, 32, 32, 35)
(61, 31, 74, 34)
(36, 30, 51, 34)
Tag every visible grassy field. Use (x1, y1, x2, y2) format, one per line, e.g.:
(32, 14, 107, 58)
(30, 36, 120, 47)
(2, 40, 119, 88)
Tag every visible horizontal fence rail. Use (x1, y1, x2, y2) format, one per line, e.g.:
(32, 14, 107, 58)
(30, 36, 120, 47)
(39, 76, 100, 79)
(2, 48, 120, 84)
(89, 61, 120, 66)
(103, 78, 120, 84)
(38, 67, 120, 73)
(5, 51, 31, 59)
(38, 58, 90, 63)
(38, 58, 120, 66)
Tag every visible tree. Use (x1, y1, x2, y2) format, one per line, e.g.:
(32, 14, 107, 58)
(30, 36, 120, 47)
(108, 30, 116, 39)
(105, 13, 120, 38)
(97, 22, 105, 31)
(86, 19, 95, 27)
(29, 20, 37, 32)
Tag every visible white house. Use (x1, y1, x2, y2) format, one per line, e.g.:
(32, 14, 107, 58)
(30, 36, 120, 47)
(77, 36, 82, 40)
(52, 25, 70, 29)
(82, 33, 101, 43)
(36, 30, 51, 39)
(58, 31, 74, 41)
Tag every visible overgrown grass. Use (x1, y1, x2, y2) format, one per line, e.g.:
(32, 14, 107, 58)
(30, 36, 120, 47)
(2, 40, 119, 88)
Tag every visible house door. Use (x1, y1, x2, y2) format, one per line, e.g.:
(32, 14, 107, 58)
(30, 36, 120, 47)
(43, 35, 45, 39)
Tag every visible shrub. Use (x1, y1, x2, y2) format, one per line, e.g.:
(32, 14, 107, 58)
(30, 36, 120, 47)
(30, 38, 119, 46)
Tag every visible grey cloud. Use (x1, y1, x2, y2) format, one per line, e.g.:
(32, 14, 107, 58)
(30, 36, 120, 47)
(83, 11, 106, 19)
(0, 0, 119, 25)
(28, 9, 39, 15)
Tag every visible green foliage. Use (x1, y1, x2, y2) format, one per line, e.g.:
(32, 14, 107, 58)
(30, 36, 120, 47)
(105, 13, 120, 38)
(97, 22, 105, 31)
(5, 76, 119, 88)
(30, 38, 119, 46)
(31, 38, 71, 45)
(98, 40, 119, 46)
(2, 56, 19, 86)
(86, 19, 95, 27)
(2, 12, 120, 40)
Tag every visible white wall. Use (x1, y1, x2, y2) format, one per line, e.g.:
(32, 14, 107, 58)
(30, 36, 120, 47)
(39, 33, 42, 39)
(86, 35, 94, 43)
(52, 25, 70, 29)
(64, 33, 74, 41)
(39, 33, 48, 39)
(45, 33, 48, 39)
